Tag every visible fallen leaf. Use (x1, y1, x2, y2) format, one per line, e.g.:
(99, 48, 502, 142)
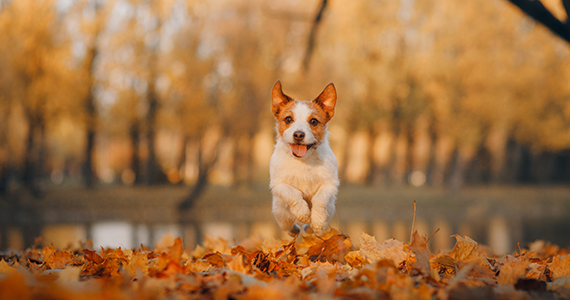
(405, 231, 431, 276)
(185, 260, 212, 272)
(360, 233, 406, 266)
(125, 251, 149, 278)
(56, 266, 81, 283)
(451, 235, 480, 263)
(307, 234, 353, 264)
(548, 255, 570, 279)
(345, 250, 368, 268)
(42, 247, 73, 270)
(430, 254, 456, 278)
(497, 260, 528, 286)
(0, 259, 17, 275)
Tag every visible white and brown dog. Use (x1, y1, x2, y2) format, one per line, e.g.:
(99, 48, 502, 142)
(269, 81, 339, 235)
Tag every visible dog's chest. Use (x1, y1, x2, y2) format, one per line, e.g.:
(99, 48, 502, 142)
(271, 151, 333, 200)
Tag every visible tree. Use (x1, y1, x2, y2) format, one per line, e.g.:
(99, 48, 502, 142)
(0, 0, 76, 194)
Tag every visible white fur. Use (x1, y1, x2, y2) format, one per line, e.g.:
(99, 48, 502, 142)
(281, 103, 317, 145)
(269, 102, 339, 235)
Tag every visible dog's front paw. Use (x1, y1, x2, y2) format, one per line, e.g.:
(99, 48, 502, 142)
(311, 222, 325, 234)
(310, 211, 328, 234)
(291, 203, 311, 224)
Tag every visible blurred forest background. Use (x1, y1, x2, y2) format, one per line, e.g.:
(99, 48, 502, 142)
(2, 0, 570, 251)
(2, 0, 570, 195)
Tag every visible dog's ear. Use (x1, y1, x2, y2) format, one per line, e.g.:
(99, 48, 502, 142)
(271, 80, 293, 117)
(313, 83, 337, 122)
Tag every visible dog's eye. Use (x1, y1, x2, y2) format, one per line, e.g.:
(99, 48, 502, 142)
(284, 116, 293, 124)
(310, 118, 319, 126)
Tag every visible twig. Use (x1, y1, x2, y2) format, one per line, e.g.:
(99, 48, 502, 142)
(410, 200, 416, 243)
(302, 0, 328, 71)
(427, 228, 440, 244)
(507, 0, 570, 44)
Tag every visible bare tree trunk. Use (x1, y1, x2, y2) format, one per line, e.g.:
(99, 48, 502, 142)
(0, 167, 6, 195)
(232, 134, 256, 189)
(23, 113, 45, 197)
(82, 47, 98, 188)
(144, 75, 167, 185)
(0, 104, 9, 195)
(339, 124, 357, 183)
(23, 117, 36, 189)
(467, 145, 491, 185)
(179, 137, 220, 210)
(364, 126, 379, 186)
(303, 0, 328, 71)
(178, 137, 222, 245)
(383, 121, 402, 186)
(176, 135, 189, 185)
(447, 147, 474, 190)
(425, 118, 438, 186)
(403, 122, 415, 184)
(130, 120, 143, 184)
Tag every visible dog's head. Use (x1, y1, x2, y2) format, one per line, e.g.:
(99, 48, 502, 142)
(271, 80, 337, 158)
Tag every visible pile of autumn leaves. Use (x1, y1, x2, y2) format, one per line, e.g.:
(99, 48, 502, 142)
(1, 229, 570, 300)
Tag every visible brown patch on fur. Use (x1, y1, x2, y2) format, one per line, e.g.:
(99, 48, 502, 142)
(271, 81, 293, 117)
(275, 100, 297, 138)
(271, 81, 337, 142)
(312, 83, 337, 122)
(307, 101, 330, 143)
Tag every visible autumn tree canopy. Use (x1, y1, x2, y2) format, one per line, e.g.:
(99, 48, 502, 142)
(1, 0, 570, 193)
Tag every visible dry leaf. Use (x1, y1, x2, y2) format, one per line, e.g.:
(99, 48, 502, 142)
(360, 233, 406, 266)
(125, 251, 149, 278)
(497, 260, 528, 285)
(2, 231, 570, 300)
(42, 247, 74, 270)
(451, 235, 480, 262)
(406, 231, 431, 276)
(0, 259, 17, 275)
(345, 250, 368, 268)
(548, 255, 570, 279)
(307, 234, 353, 264)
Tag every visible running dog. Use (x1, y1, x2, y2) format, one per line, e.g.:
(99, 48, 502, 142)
(269, 80, 339, 235)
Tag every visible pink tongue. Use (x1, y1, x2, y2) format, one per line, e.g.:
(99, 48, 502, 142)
(290, 144, 307, 157)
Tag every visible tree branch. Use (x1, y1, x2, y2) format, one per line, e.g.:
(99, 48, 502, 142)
(507, 0, 570, 43)
(303, 0, 328, 71)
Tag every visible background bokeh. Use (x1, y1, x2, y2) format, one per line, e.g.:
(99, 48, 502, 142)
(1, 0, 570, 254)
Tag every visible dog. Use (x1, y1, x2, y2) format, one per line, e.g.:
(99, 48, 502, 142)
(269, 80, 339, 235)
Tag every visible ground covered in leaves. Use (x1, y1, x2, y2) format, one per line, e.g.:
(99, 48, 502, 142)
(1, 230, 570, 300)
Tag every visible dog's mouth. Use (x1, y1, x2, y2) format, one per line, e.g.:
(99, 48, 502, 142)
(290, 143, 315, 158)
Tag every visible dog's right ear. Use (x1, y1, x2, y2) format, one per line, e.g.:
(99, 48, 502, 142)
(271, 80, 293, 117)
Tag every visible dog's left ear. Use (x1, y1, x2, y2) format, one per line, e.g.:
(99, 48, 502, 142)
(313, 83, 337, 122)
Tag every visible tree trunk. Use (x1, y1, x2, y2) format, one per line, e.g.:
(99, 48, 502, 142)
(447, 147, 474, 190)
(23, 120, 36, 188)
(404, 122, 415, 184)
(82, 46, 99, 188)
(0, 167, 6, 195)
(144, 80, 167, 185)
(82, 117, 96, 187)
(178, 137, 221, 246)
(425, 118, 438, 186)
(232, 134, 256, 189)
(364, 126, 379, 186)
(130, 120, 143, 184)
(177, 135, 189, 185)
(383, 121, 402, 186)
(34, 120, 47, 196)
(179, 136, 221, 210)
(466, 145, 491, 185)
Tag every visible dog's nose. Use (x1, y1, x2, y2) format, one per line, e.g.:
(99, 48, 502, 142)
(293, 131, 305, 142)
